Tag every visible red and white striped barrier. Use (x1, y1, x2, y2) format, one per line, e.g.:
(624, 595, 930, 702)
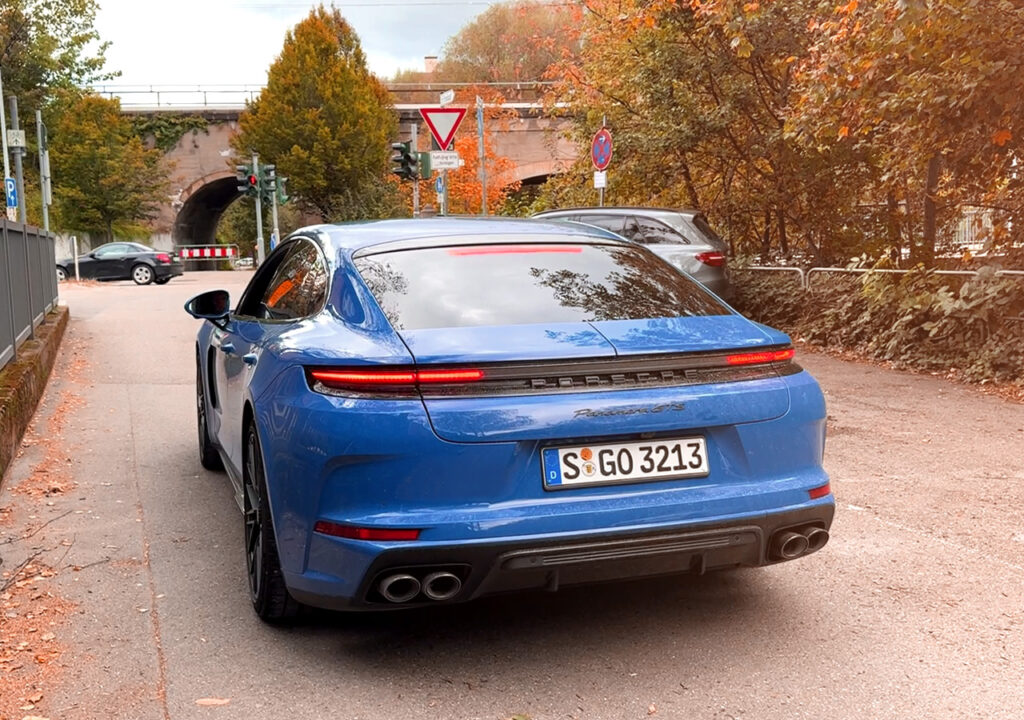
(178, 245, 238, 259)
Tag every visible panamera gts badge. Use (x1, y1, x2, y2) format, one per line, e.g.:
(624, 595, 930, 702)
(573, 402, 686, 419)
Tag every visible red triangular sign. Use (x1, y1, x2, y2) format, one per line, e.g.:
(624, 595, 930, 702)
(420, 107, 467, 150)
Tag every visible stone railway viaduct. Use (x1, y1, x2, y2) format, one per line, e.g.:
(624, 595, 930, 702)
(126, 100, 576, 249)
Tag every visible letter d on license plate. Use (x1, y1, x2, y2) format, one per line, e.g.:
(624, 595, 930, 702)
(542, 436, 709, 489)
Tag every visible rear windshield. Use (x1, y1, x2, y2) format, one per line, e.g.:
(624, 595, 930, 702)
(353, 242, 729, 331)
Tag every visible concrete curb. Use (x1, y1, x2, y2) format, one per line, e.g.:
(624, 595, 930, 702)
(0, 306, 70, 487)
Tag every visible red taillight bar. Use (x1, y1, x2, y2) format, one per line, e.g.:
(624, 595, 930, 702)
(309, 367, 485, 389)
(314, 521, 421, 541)
(311, 369, 417, 385)
(695, 251, 726, 267)
(725, 348, 796, 365)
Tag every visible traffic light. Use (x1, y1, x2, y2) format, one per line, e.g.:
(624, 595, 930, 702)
(276, 176, 290, 205)
(236, 164, 257, 196)
(417, 152, 431, 180)
(390, 142, 417, 181)
(260, 164, 277, 201)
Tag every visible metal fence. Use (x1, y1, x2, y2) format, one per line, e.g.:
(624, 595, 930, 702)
(1, 219, 59, 372)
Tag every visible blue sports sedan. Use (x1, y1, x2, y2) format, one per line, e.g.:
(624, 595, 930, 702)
(185, 218, 833, 622)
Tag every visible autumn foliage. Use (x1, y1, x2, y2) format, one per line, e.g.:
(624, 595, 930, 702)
(539, 0, 1024, 265)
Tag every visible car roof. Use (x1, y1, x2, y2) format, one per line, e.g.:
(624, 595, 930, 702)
(533, 207, 702, 218)
(304, 217, 628, 255)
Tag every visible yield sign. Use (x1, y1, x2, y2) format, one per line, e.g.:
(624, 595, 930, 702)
(420, 107, 466, 150)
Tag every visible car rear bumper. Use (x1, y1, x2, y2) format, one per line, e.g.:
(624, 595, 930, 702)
(155, 263, 184, 279)
(284, 500, 834, 611)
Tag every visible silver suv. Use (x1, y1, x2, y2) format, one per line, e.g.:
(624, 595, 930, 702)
(532, 207, 730, 298)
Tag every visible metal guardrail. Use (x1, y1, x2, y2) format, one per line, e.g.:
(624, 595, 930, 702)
(1, 219, 59, 372)
(735, 265, 1024, 290)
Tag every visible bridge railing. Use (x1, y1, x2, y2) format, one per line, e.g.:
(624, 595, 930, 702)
(1, 219, 59, 372)
(92, 81, 558, 110)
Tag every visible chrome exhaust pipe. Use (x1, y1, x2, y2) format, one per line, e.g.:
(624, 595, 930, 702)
(804, 527, 830, 552)
(770, 531, 808, 561)
(422, 571, 462, 601)
(378, 573, 421, 603)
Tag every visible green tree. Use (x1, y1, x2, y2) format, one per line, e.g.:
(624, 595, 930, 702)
(233, 5, 399, 221)
(48, 94, 168, 241)
(0, 0, 115, 107)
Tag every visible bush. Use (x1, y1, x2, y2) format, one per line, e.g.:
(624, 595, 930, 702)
(731, 266, 1024, 385)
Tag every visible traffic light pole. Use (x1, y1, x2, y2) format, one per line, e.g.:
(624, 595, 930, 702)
(252, 152, 265, 265)
(411, 123, 420, 218)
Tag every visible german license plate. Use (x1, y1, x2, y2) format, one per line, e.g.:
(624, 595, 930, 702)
(542, 437, 709, 489)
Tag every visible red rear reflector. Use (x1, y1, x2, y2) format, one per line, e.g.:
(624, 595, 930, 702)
(314, 521, 421, 541)
(448, 245, 583, 256)
(808, 482, 832, 500)
(725, 348, 795, 365)
(695, 251, 726, 267)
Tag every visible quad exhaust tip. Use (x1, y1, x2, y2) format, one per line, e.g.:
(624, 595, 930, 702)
(422, 571, 462, 601)
(769, 526, 830, 561)
(378, 573, 421, 604)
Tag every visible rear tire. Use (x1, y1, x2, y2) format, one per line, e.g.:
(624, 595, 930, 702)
(244, 422, 300, 623)
(196, 356, 224, 472)
(132, 264, 154, 285)
(56, 266, 67, 282)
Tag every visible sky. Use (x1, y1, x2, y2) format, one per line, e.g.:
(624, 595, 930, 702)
(93, 0, 490, 90)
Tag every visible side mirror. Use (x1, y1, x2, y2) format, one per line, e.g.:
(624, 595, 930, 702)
(185, 290, 231, 320)
(88, 251, 98, 259)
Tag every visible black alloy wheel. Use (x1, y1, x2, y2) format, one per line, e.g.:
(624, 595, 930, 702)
(243, 423, 299, 623)
(196, 356, 223, 472)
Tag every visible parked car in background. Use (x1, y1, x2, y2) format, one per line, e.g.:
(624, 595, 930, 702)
(56, 242, 184, 285)
(532, 207, 731, 298)
(185, 217, 831, 622)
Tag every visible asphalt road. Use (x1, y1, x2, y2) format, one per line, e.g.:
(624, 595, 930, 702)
(2, 271, 1022, 720)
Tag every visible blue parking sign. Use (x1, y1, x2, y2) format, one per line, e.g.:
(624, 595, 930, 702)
(435, 175, 444, 194)
(4, 177, 16, 208)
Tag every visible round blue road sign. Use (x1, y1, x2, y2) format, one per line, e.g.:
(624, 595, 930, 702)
(591, 127, 613, 171)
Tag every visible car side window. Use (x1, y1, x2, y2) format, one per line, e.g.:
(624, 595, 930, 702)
(636, 217, 687, 245)
(94, 244, 129, 258)
(620, 217, 641, 242)
(256, 240, 328, 321)
(577, 214, 625, 234)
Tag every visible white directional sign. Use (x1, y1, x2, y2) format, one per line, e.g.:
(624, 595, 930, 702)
(439, 89, 455, 107)
(6, 130, 25, 149)
(420, 107, 466, 150)
(430, 151, 461, 170)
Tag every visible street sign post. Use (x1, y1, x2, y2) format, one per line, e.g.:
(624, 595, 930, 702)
(591, 126, 613, 206)
(430, 151, 460, 170)
(420, 107, 466, 150)
(591, 127, 613, 171)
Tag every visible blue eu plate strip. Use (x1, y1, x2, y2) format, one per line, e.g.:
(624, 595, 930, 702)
(543, 448, 562, 486)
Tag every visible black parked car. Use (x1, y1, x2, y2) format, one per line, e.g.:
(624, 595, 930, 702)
(56, 242, 184, 285)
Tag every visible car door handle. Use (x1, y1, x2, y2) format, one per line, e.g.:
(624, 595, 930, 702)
(219, 343, 235, 355)
(242, 353, 258, 366)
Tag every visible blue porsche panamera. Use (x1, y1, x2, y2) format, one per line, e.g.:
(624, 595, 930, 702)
(185, 217, 833, 622)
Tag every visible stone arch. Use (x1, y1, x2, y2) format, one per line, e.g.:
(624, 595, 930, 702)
(172, 169, 240, 246)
